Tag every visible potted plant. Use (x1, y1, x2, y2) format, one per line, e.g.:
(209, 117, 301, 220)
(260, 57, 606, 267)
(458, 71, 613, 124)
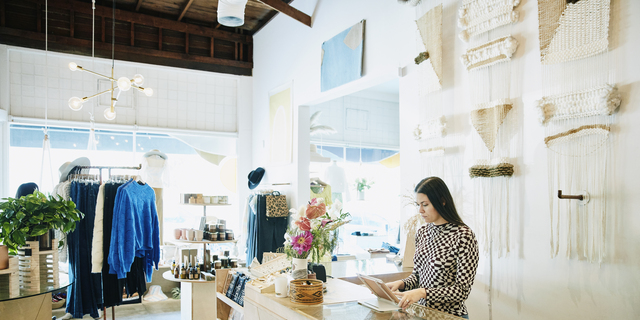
(355, 178, 374, 200)
(0, 191, 83, 255)
(284, 199, 350, 279)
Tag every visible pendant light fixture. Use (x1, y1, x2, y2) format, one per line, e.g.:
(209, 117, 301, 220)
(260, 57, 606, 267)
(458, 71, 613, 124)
(217, 0, 249, 27)
(67, 0, 152, 120)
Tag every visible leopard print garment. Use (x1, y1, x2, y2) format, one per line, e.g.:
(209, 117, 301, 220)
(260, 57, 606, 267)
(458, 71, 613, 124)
(266, 194, 288, 217)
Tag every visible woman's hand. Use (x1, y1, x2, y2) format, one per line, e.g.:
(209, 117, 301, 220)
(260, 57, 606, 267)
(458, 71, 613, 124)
(386, 280, 405, 292)
(396, 288, 426, 309)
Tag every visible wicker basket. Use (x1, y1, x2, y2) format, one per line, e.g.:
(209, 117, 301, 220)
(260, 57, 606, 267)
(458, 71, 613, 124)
(289, 279, 323, 305)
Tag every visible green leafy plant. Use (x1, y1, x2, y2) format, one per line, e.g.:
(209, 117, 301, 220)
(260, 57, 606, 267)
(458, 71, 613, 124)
(0, 191, 83, 254)
(171, 287, 181, 299)
(355, 178, 374, 192)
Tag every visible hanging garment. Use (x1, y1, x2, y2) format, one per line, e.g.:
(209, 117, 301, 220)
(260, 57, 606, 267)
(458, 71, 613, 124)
(108, 180, 160, 282)
(245, 194, 258, 264)
(91, 184, 105, 273)
(254, 194, 288, 264)
(310, 184, 333, 206)
(66, 181, 102, 319)
(101, 181, 127, 308)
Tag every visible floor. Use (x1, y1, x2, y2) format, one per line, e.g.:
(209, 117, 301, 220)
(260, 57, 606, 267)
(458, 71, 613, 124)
(52, 298, 181, 320)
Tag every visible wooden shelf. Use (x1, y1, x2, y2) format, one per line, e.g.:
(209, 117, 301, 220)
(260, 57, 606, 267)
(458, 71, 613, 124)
(217, 292, 244, 314)
(162, 271, 215, 283)
(169, 239, 238, 245)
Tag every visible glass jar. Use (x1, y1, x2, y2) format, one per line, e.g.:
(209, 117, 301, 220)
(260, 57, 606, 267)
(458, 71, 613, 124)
(211, 232, 219, 241)
(225, 230, 234, 240)
(230, 259, 238, 268)
(214, 260, 222, 269)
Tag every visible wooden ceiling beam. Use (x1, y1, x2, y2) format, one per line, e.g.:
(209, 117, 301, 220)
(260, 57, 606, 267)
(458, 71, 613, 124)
(177, 0, 195, 22)
(39, 0, 251, 44)
(256, 0, 311, 27)
(135, 0, 144, 11)
(0, 26, 253, 75)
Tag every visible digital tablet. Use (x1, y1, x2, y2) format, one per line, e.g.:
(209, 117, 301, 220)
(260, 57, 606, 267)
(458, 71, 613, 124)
(356, 273, 400, 304)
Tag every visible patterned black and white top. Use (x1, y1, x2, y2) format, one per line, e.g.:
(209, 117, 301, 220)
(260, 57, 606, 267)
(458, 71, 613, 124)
(402, 223, 479, 317)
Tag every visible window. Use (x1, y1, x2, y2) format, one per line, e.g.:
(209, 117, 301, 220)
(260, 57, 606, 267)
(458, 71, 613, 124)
(9, 124, 239, 245)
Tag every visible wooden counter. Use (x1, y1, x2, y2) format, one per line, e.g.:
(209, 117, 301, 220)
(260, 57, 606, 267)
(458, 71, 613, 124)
(244, 277, 463, 320)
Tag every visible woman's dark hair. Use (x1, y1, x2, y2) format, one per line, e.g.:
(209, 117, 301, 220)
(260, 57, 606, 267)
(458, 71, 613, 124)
(414, 177, 465, 225)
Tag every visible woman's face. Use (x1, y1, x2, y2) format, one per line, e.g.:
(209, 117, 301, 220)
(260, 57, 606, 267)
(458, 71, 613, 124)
(416, 193, 447, 225)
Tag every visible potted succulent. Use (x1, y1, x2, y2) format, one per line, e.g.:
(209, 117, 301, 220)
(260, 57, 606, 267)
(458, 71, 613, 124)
(355, 178, 374, 200)
(0, 191, 83, 255)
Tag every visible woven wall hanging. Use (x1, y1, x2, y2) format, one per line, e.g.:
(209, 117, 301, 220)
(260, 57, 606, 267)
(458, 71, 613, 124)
(470, 99, 513, 152)
(537, 0, 617, 264)
(416, 4, 443, 88)
(470, 158, 514, 257)
(413, 3, 447, 179)
(461, 35, 518, 71)
(538, 0, 611, 64)
(458, 0, 520, 42)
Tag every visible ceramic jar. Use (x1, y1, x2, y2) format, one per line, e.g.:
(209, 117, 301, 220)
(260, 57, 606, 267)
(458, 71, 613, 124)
(0, 245, 8, 270)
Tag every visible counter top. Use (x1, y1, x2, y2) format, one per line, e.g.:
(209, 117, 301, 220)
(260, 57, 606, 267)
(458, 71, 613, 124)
(245, 277, 462, 320)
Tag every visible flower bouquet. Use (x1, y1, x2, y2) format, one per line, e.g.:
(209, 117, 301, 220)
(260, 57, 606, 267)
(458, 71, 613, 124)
(283, 198, 350, 263)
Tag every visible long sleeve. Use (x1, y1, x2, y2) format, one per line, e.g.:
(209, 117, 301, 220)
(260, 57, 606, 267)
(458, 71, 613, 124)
(91, 184, 105, 273)
(108, 187, 137, 279)
(423, 230, 479, 303)
(403, 223, 479, 317)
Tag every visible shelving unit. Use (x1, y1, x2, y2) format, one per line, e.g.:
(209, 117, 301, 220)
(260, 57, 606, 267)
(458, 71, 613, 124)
(162, 271, 216, 320)
(215, 268, 244, 319)
(0, 256, 19, 298)
(181, 203, 231, 217)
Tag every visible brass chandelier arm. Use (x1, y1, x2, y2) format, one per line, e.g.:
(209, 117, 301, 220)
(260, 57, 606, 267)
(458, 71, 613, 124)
(83, 88, 116, 101)
(77, 66, 117, 82)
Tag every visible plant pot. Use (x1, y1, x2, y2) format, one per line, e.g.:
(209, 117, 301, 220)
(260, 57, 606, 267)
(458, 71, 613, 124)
(0, 245, 8, 270)
(358, 190, 365, 200)
(27, 229, 55, 251)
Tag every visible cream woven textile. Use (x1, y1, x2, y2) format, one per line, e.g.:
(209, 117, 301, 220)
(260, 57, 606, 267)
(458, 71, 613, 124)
(461, 35, 518, 71)
(470, 99, 513, 152)
(458, 0, 520, 42)
(416, 4, 443, 87)
(538, 0, 611, 64)
(536, 84, 620, 124)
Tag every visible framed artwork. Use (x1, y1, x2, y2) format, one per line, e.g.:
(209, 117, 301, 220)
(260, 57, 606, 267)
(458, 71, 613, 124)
(269, 82, 293, 165)
(321, 20, 365, 92)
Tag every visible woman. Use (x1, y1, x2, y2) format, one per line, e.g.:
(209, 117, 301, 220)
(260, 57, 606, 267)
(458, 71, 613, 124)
(387, 177, 479, 319)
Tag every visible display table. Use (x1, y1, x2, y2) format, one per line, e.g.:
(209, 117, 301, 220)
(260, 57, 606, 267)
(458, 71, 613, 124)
(0, 272, 71, 320)
(244, 277, 463, 320)
(162, 271, 217, 320)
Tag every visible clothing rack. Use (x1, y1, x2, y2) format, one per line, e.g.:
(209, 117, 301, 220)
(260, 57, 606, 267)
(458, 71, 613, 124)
(70, 164, 143, 320)
(73, 164, 142, 184)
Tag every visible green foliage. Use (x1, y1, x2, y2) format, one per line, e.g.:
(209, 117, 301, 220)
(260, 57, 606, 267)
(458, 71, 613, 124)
(355, 178, 374, 192)
(171, 287, 181, 299)
(0, 191, 83, 254)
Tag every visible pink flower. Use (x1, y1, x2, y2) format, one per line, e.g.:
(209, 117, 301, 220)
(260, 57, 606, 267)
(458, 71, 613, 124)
(292, 231, 313, 255)
(321, 219, 332, 227)
(295, 217, 311, 231)
(306, 199, 326, 220)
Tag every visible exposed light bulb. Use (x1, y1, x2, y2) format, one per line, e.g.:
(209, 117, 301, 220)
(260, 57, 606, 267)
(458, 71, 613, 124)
(104, 108, 116, 120)
(68, 97, 84, 111)
(117, 77, 132, 91)
(68, 62, 78, 71)
(133, 74, 145, 86)
(143, 87, 153, 97)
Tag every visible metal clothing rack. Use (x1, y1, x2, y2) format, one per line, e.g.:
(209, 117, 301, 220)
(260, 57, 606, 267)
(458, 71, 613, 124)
(73, 164, 142, 185)
(71, 164, 143, 320)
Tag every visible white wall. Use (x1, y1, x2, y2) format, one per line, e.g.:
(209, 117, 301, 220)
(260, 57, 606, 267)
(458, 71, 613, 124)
(253, 0, 640, 319)
(252, 0, 414, 209)
(310, 95, 400, 149)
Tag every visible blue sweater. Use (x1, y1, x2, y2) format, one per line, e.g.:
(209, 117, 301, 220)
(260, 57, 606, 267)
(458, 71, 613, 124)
(108, 180, 160, 282)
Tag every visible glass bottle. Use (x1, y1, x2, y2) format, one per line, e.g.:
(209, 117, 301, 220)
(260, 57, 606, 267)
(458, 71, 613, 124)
(174, 262, 180, 279)
(180, 264, 186, 279)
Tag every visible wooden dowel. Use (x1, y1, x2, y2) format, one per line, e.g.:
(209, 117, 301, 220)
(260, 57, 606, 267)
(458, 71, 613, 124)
(557, 190, 583, 200)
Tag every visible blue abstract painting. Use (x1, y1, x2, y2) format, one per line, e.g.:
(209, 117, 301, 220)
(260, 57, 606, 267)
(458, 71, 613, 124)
(321, 20, 365, 92)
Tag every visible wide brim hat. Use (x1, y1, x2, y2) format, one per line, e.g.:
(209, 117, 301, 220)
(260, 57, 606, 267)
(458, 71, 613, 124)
(58, 157, 91, 183)
(248, 167, 265, 190)
(144, 149, 168, 160)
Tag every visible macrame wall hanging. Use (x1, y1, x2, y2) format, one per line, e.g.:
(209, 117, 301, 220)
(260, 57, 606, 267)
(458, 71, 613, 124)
(459, 0, 521, 259)
(414, 3, 447, 178)
(537, 0, 619, 264)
